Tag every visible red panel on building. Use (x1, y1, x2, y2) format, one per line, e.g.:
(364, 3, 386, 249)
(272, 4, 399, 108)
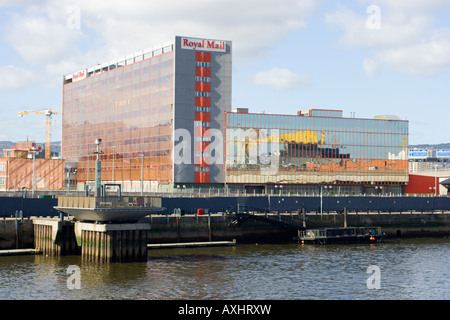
(195, 112, 211, 122)
(195, 82, 211, 92)
(196, 52, 211, 62)
(405, 174, 439, 195)
(196, 67, 211, 77)
(195, 97, 210, 107)
(195, 171, 210, 183)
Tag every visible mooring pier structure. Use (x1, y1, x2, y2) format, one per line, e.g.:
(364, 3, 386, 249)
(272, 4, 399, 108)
(53, 195, 163, 262)
(75, 221, 150, 263)
(33, 217, 79, 256)
(47, 138, 164, 263)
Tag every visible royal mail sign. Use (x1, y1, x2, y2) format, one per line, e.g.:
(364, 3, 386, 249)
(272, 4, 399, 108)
(72, 69, 86, 82)
(181, 37, 226, 52)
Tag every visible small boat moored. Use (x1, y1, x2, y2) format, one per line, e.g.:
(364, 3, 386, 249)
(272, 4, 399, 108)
(295, 227, 386, 245)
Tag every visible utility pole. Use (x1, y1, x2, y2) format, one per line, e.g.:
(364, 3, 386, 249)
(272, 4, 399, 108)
(93, 139, 103, 197)
(140, 154, 144, 195)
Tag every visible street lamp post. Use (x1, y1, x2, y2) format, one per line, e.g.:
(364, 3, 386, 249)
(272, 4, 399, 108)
(93, 139, 103, 197)
(29, 147, 38, 197)
(138, 153, 144, 195)
(112, 146, 115, 182)
(87, 155, 90, 184)
(320, 184, 323, 218)
(320, 185, 332, 218)
(66, 165, 71, 195)
(434, 164, 438, 196)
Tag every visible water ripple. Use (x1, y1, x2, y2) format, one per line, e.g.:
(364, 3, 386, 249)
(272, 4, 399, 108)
(1, 239, 448, 300)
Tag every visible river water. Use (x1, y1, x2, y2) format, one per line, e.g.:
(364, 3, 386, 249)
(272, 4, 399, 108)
(0, 238, 448, 300)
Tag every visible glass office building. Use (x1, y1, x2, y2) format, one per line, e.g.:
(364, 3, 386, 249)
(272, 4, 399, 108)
(62, 36, 232, 191)
(225, 109, 409, 195)
(63, 36, 408, 195)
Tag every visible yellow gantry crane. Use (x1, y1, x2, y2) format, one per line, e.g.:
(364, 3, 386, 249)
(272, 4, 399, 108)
(18, 108, 58, 159)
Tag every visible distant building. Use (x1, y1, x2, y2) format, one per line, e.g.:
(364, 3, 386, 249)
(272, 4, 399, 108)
(62, 36, 232, 191)
(61, 36, 410, 195)
(0, 143, 65, 192)
(225, 109, 409, 195)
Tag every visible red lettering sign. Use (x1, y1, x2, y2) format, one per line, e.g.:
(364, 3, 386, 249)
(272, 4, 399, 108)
(181, 37, 226, 52)
(72, 69, 86, 82)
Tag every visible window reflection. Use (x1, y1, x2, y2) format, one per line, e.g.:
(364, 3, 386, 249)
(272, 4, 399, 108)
(63, 51, 175, 183)
(225, 111, 408, 186)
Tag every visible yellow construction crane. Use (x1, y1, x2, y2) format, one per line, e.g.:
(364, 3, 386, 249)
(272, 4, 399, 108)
(18, 108, 58, 159)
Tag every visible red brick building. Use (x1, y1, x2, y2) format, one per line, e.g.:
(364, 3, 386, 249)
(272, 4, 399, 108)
(0, 147, 65, 192)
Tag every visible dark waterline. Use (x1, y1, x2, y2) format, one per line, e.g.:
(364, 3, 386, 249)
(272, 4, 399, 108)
(0, 238, 449, 300)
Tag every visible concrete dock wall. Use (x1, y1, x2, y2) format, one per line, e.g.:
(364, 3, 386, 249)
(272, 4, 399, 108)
(143, 211, 450, 243)
(1, 212, 449, 250)
(300, 212, 450, 238)
(144, 214, 292, 244)
(0, 218, 34, 249)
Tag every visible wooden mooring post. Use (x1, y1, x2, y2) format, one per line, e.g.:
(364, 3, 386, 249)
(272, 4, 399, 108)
(75, 222, 150, 263)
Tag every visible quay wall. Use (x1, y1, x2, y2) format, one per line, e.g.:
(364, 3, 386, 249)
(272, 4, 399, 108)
(143, 212, 450, 244)
(0, 195, 449, 249)
(143, 214, 293, 244)
(302, 212, 450, 238)
(2, 212, 449, 249)
(1, 195, 449, 218)
(0, 218, 34, 249)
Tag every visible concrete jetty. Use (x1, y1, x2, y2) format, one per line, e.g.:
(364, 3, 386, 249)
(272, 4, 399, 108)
(0, 248, 41, 256)
(147, 240, 236, 249)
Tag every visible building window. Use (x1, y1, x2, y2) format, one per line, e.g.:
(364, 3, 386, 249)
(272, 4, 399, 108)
(194, 121, 210, 127)
(195, 136, 212, 142)
(195, 77, 211, 82)
(195, 151, 211, 158)
(0, 163, 5, 172)
(195, 166, 210, 172)
(195, 62, 211, 67)
(195, 91, 210, 97)
(195, 106, 210, 112)
(0, 177, 4, 186)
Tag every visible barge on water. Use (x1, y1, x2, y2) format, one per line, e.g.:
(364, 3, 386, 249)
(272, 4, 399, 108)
(296, 227, 386, 245)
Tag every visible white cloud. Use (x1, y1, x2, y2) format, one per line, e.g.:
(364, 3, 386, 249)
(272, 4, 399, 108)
(81, 0, 315, 61)
(369, 0, 450, 11)
(363, 58, 379, 77)
(325, 3, 450, 77)
(325, 7, 430, 48)
(3, 0, 315, 67)
(376, 35, 450, 76)
(0, 65, 34, 90)
(4, 6, 85, 66)
(0, 0, 316, 90)
(253, 67, 308, 90)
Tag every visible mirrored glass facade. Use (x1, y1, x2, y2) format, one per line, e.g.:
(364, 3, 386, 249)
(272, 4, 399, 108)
(63, 49, 175, 184)
(225, 109, 409, 189)
(62, 36, 232, 189)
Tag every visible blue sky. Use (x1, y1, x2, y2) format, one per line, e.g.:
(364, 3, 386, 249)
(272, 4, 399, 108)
(0, 0, 449, 145)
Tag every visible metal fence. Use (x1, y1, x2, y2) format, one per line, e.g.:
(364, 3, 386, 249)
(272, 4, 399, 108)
(1, 189, 449, 218)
